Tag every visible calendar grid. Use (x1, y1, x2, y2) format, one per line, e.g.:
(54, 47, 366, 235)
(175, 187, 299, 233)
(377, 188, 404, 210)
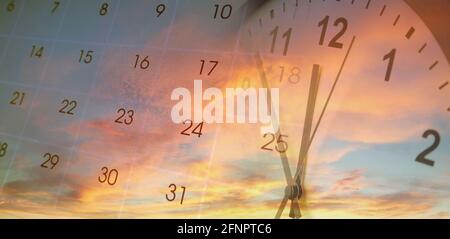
(0, 0, 286, 218)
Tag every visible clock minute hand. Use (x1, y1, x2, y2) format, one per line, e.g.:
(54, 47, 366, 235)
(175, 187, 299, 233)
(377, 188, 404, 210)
(288, 64, 322, 219)
(294, 36, 356, 186)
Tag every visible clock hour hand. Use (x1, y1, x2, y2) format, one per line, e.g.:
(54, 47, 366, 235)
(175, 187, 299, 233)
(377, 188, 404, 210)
(255, 53, 303, 219)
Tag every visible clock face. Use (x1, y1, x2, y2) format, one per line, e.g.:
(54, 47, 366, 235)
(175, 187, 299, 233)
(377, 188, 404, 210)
(0, 0, 449, 219)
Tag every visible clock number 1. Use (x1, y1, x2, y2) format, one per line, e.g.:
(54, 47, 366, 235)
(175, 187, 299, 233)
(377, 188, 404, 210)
(383, 48, 396, 82)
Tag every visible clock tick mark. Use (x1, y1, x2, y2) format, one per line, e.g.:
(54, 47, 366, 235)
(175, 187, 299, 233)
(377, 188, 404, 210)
(293, 6, 298, 19)
(366, 0, 371, 9)
(439, 81, 449, 90)
(393, 15, 400, 26)
(270, 9, 275, 19)
(380, 5, 386, 16)
(419, 43, 427, 53)
(405, 27, 415, 39)
(429, 61, 439, 71)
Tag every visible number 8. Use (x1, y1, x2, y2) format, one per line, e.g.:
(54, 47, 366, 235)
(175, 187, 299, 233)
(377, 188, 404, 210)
(0, 143, 8, 157)
(99, 3, 108, 16)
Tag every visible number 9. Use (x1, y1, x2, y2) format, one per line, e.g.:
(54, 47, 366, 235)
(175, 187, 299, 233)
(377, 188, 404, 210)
(156, 4, 165, 17)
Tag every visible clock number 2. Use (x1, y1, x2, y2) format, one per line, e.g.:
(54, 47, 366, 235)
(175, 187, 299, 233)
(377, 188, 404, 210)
(416, 129, 440, 167)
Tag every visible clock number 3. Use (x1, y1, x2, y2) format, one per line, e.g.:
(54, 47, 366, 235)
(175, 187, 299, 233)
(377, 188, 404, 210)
(416, 129, 440, 167)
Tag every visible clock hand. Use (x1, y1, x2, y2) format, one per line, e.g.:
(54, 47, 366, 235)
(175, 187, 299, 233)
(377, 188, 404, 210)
(288, 64, 322, 219)
(275, 36, 356, 218)
(293, 36, 356, 186)
(275, 195, 289, 218)
(255, 53, 304, 219)
(244, 0, 270, 21)
(289, 197, 301, 219)
(255, 53, 294, 186)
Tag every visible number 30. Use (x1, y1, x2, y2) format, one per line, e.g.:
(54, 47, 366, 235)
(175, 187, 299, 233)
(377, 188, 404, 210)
(98, 166, 119, 186)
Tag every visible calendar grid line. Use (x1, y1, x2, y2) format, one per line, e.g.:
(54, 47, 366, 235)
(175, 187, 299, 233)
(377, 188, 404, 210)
(0, 0, 288, 218)
(0, 129, 282, 197)
(50, 0, 135, 213)
(196, 2, 251, 219)
(0, 0, 25, 68)
(0, 0, 31, 192)
(101, 0, 144, 219)
(0, 33, 241, 55)
(0, 31, 311, 59)
(1, 0, 74, 201)
(116, 0, 182, 219)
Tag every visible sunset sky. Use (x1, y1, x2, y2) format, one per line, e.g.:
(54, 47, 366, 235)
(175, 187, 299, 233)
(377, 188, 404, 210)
(0, 0, 449, 218)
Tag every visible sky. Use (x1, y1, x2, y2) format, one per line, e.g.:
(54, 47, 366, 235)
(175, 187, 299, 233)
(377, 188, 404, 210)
(0, 0, 449, 218)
